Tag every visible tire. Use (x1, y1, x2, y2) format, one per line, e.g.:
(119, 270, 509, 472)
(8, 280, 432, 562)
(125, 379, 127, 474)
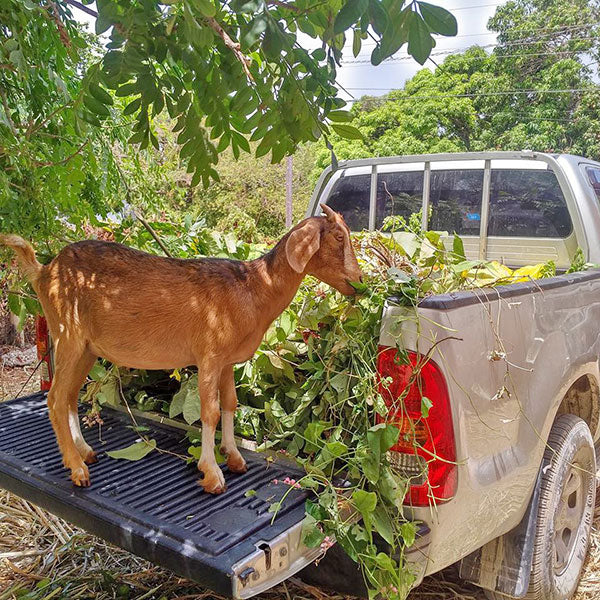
(485, 414, 596, 600)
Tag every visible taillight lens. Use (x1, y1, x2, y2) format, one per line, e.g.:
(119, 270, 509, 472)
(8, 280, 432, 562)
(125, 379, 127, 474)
(377, 346, 457, 506)
(35, 316, 53, 392)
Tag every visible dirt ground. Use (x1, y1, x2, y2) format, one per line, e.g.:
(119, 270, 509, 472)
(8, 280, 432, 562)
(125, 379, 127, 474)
(1, 364, 599, 600)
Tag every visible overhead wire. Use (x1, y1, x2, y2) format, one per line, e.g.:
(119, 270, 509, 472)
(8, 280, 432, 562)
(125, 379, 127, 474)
(341, 87, 600, 102)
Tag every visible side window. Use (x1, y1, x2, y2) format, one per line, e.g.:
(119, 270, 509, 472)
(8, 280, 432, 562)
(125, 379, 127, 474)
(585, 167, 600, 201)
(375, 171, 423, 228)
(488, 170, 572, 238)
(429, 170, 484, 235)
(326, 174, 371, 231)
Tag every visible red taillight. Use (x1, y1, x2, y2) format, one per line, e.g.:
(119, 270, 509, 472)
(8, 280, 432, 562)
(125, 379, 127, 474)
(35, 316, 53, 392)
(377, 346, 457, 506)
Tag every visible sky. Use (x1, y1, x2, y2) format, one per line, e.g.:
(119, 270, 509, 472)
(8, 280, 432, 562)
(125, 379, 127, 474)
(72, 0, 506, 102)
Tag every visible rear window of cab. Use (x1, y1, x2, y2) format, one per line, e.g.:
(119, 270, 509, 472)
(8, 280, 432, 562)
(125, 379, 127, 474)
(326, 167, 572, 238)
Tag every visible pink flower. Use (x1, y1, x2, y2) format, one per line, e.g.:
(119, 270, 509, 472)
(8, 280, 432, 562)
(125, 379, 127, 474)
(272, 479, 279, 485)
(282, 476, 301, 489)
(319, 536, 335, 552)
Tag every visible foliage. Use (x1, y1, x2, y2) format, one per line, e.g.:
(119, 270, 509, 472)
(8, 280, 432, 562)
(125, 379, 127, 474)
(0, 1, 129, 244)
(314, 0, 600, 168)
(186, 143, 316, 240)
(85, 0, 456, 184)
(86, 214, 558, 599)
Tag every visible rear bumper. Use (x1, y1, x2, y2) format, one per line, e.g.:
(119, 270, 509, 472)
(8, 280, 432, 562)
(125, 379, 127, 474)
(297, 523, 431, 596)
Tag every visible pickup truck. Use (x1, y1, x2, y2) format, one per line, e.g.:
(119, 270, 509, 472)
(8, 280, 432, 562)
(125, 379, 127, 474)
(2, 150, 600, 600)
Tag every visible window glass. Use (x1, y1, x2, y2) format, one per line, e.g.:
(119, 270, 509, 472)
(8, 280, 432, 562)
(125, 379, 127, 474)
(586, 167, 600, 201)
(488, 170, 571, 238)
(429, 170, 484, 235)
(375, 171, 423, 228)
(326, 174, 370, 231)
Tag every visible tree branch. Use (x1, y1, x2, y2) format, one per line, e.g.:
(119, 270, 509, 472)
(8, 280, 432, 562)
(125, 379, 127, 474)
(33, 138, 88, 167)
(64, 0, 97, 17)
(266, 0, 303, 12)
(205, 17, 254, 82)
(27, 102, 72, 138)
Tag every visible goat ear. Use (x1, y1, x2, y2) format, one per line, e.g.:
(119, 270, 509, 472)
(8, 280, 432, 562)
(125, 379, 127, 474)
(285, 221, 321, 273)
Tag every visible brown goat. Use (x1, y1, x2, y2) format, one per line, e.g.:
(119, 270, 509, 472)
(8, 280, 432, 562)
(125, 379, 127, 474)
(1, 205, 362, 493)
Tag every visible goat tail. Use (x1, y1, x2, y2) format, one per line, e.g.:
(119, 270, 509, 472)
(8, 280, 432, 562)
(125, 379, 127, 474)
(0, 234, 42, 282)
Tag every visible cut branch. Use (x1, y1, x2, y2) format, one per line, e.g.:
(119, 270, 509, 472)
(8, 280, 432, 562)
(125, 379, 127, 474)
(205, 17, 254, 82)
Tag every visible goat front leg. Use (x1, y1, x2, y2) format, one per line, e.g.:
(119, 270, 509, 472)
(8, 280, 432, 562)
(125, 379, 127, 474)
(197, 365, 227, 494)
(219, 365, 247, 474)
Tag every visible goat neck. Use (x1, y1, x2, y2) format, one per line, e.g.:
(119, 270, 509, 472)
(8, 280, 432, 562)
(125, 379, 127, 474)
(249, 234, 304, 326)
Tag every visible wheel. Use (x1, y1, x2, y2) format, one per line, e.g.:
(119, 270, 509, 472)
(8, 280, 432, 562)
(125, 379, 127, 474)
(485, 414, 596, 600)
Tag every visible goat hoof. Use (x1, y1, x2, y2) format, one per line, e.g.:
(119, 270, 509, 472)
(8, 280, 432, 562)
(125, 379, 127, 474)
(227, 455, 247, 474)
(71, 466, 90, 487)
(198, 466, 226, 494)
(83, 450, 98, 465)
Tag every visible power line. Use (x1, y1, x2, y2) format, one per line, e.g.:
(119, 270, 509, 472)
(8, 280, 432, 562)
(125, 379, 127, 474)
(357, 24, 600, 48)
(451, 2, 505, 11)
(342, 87, 599, 102)
(344, 33, 600, 63)
(342, 47, 598, 66)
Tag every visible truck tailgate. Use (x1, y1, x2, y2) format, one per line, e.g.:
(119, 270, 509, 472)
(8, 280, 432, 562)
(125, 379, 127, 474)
(0, 393, 321, 598)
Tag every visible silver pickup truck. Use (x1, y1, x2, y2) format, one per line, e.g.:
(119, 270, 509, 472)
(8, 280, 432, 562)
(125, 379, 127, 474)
(2, 151, 599, 600)
(304, 151, 600, 600)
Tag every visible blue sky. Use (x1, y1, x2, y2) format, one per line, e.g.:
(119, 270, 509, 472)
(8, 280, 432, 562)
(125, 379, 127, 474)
(73, 1, 506, 102)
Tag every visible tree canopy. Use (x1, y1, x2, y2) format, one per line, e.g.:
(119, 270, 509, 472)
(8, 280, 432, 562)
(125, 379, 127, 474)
(0, 0, 457, 242)
(317, 0, 600, 167)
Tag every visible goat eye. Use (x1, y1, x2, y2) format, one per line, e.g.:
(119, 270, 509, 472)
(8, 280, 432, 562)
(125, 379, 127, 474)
(334, 232, 344, 242)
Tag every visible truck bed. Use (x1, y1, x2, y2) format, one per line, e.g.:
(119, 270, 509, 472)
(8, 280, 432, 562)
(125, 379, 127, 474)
(0, 393, 322, 598)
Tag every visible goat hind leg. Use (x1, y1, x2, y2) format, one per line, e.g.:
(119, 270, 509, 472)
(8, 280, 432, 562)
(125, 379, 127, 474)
(218, 366, 247, 474)
(68, 352, 98, 464)
(48, 343, 96, 486)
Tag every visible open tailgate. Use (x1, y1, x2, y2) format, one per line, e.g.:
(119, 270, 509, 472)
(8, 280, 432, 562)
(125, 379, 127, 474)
(0, 393, 321, 598)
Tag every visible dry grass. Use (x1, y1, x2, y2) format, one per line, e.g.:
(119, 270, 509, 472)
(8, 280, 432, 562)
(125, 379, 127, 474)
(0, 365, 599, 600)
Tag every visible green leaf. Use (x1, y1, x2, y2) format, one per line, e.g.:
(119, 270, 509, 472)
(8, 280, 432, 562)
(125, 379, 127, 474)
(421, 396, 433, 418)
(89, 82, 113, 106)
(352, 489, 377, 516)
(368, 0, 388, 35)
(331, 123, 364, 140)
(419, 2, 457, 36)
(123, 97, 141, 116)
(95, 13, 112, 35)
(400, 521, 417, 547)
(262, 20, 284, 59)
(242, 15, 268, 48)
(325, 441, 348, 458)
(352, 29, 362, 57)
(452, 233, 466, 262)
(89, 362, 107, 381)
(83, 94, 110, 117)
(328, 110, 352, 122)
(191, 0, 216, 17)
(334, 0, 369, 34)
(302, 514, 325, 547)
(372, 505, 394, 545)
(407, 12, 435, 65)
(107, 439, 157, 461)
